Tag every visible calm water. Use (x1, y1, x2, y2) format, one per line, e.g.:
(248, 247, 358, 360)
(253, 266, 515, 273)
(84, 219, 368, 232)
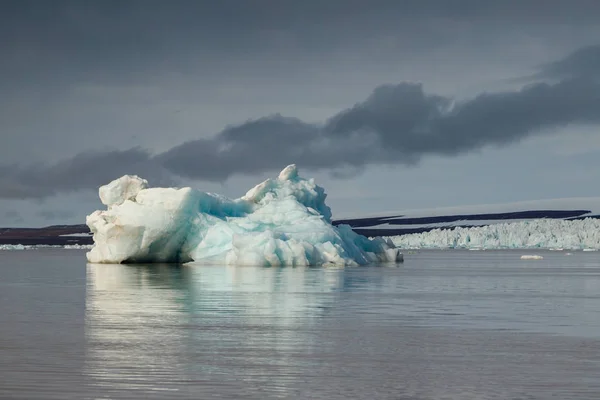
(0, 249, 599, 399)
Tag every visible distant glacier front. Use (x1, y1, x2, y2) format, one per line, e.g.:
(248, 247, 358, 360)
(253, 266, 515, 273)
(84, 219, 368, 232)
(388, 218, 600, 250)
(333, 197, 600, 250)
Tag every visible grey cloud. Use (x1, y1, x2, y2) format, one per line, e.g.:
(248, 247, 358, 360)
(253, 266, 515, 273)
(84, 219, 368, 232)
(1, 44, 600, 198)
(36, 209, 74, 221)
(159, 116, 321, 180)
(0, 148, 177, 199)
(3, 0, 600, 91)
(158, 76, 600, 182)
(347, 78, 600, 157)
(4, 210, 24, 224)
(4, 0, 600, 167)
(539, 44, 600, 80)
(158, 113, 382, 181)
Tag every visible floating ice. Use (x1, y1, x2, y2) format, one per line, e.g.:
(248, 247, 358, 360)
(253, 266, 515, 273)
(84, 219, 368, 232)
(86, 165, 403, 266)
(64, 244, 94, 250)
(520, 255, 544, 260)
(389, 218, 600, 250)
(0, 244, 26, 251)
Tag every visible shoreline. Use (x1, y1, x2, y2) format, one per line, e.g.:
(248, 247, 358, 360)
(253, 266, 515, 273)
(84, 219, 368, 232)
(0, 224, 92, 246)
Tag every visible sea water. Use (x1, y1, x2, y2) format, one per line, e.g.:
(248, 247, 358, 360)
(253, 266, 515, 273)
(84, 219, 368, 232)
(0, 249, 599, 399)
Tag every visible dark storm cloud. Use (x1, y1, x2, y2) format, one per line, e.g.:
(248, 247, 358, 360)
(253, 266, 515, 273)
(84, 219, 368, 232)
(2, 42, 600, 199)
(158, 115, 378, 180)
(2, 2, 600, 199)
(158, 39, 600, 179)
(328, 78, 600, 155)
(159, 76, 600, 181)
(159, 116, 322, 180)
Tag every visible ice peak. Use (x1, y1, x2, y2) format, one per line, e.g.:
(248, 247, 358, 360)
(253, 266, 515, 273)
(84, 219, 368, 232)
(278, 164, 298, 181)
(99, 175, 148, 207)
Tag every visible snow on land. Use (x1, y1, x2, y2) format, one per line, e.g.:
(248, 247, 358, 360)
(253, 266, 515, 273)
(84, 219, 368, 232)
(389, 218, 600, 250)
(86, 165, 402, 266)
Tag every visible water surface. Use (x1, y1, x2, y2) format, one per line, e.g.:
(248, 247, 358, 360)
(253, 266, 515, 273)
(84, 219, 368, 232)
(1, 249, 599, 399)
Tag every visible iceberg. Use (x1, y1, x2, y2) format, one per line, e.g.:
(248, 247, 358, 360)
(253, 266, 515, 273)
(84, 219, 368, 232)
(389, 218, 600, 250)
(86, 165, 403, 266)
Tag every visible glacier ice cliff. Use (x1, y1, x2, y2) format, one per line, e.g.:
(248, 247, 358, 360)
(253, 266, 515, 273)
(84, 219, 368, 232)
(86, 165, 403, 266)
(389, 218, 600, 250)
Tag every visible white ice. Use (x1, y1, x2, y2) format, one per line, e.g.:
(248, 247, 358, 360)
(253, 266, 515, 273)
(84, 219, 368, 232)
(520, 255, 544, 260)
(389, 218, 600, 250)
(86, 165, 403, 266)
(0, 244, 26, 250)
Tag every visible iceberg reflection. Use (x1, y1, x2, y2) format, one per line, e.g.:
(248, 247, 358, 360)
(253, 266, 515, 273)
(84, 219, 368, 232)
(84, 263, 349, 397)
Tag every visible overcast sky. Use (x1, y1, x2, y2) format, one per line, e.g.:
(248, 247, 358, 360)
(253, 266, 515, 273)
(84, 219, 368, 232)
(2, 0, 600, 226)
